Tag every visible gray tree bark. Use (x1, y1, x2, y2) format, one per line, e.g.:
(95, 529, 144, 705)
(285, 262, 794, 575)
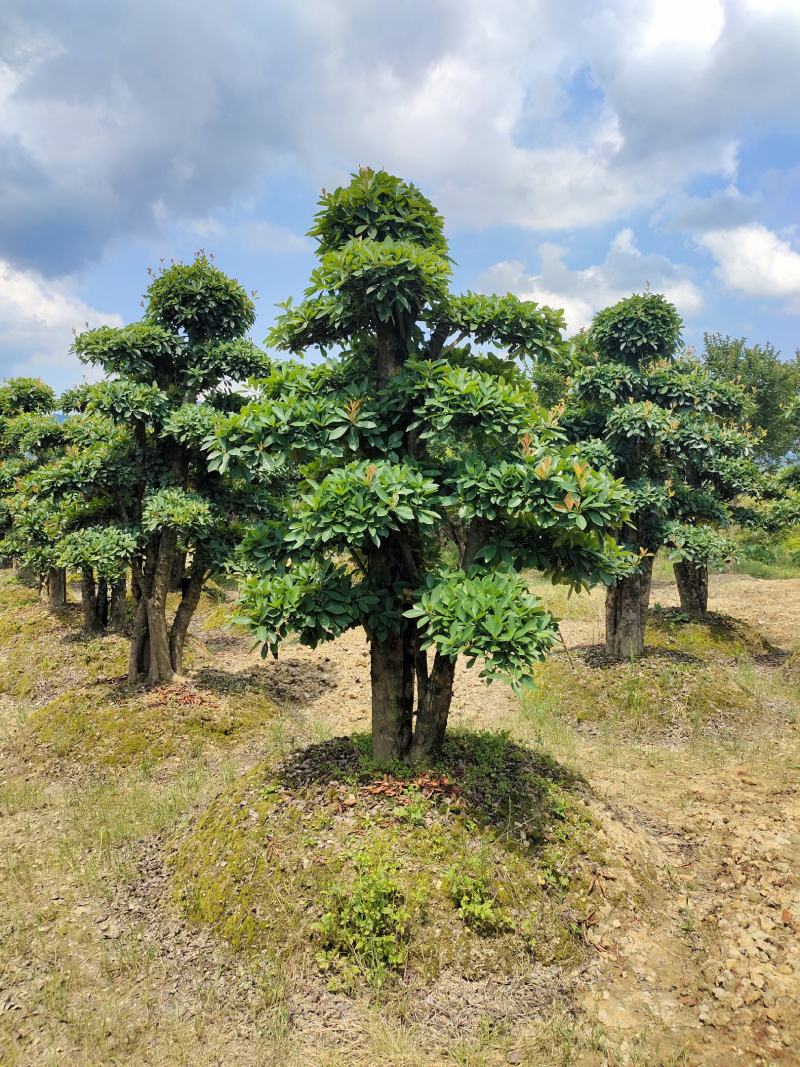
(408, 650, 456, 767)
(370, 630, 414, 762)
(109, 576, 128, 633)
(128, 531, 177, 683)
(674, 561, 708, 617)
(605, 555, 654, 660)
(80, 567, 103, 633)
(44, 566, 67, 609)
(168, 564, 205, 674)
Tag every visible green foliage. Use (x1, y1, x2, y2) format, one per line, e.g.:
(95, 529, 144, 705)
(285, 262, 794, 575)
(287, 460, 439, 550)
(314, 853, 411, 987)
(269, 237, 450, 351)
(236, 559, 386, 655)
(663, 522, 736, 570)
(309, 165, 447, 256)
(703, 333, 800, 464)
(141, 488, 215, 540)
(0, 412, 63, 455)
(145, 253, 256, 343)
(0, 377, 55, 416)
(445, 859, 513, 934)
(58, 525, 137, 581)
(443, 291, 566, 361)
(73, 323, 179, 384)
(406, 568, 557, 684)
(562, 296, 760, 566)
(589, 291, 683, 366)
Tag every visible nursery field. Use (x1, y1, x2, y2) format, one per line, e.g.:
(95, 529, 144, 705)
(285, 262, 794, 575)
(1, 564, 798, 1067)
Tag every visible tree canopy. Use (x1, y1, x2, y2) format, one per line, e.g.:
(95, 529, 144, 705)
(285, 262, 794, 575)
(561, 294, 756, 649)
(211, 167, 634, 764)
(702, 333, 800, 466)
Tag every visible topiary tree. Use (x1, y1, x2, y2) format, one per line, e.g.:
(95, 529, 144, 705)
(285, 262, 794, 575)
(561, 293, 756, 650)
(211, 167, 633, 765)
(73, 253, 275, 682)
(0, 379, 57, 559)
(0, 379, 68, 606)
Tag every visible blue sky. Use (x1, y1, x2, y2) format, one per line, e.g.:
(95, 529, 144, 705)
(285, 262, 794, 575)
(1, 0, 799, 391)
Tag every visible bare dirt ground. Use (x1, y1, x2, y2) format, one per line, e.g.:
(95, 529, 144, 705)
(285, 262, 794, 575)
(1, 571, 799, 1065)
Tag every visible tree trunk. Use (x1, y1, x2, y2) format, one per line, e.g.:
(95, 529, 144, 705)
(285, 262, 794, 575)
(109, 576, 127, 633)
(96, 578, 109, 628)
(169, 550, 187, 592)
(674, 561, 708, 617)
(80, 567, 103, 633)
(44, 566, 67, 609)
(127, 531, 177, 684)
(370, 630, 413, 762)
(605, 554, 654, 661)
(169, 565, 205, 673)
(408, 651, 456, 766)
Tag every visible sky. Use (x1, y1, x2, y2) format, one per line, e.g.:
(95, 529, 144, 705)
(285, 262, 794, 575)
(1, 0, 799, 392)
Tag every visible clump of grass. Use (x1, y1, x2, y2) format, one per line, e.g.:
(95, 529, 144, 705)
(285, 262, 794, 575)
(524, 608, 786, 744)
(24, 680, 278, 767)
(648, 606, 775, 659)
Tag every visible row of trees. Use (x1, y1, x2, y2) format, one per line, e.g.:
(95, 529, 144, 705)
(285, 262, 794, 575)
(1, 167, 797, 763)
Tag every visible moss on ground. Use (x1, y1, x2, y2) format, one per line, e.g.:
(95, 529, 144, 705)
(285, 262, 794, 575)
(647, 606, 775, 659)
(0, 572, 277, 767)
(171, 732, 602, 995)
(25, 681, 278, 766)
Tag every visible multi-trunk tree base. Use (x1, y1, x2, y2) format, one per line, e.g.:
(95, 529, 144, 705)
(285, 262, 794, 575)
(369, 630, 457, 767)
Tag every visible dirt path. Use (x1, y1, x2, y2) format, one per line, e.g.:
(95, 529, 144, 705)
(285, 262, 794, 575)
(581, 750, 800, 1064)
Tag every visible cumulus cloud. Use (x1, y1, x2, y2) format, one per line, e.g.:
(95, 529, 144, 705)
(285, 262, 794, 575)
(1, 0, 799, 275)
(0, 260, 121, 385)
(479, 228, 703, 333)
(698, 224, 800, 304)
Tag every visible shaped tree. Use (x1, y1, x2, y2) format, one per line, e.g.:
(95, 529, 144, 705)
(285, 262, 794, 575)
(562, 293, 755, 652)
(19, 404, 140, 632)
(0, 378, 70, 606)
(73, 254, 274, 682)
(212, 168, 633, 764)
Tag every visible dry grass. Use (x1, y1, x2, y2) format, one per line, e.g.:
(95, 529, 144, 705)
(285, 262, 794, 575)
(2, 567, 800, 1065)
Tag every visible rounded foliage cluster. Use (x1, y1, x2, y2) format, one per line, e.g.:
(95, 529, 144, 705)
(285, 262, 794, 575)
(146, 253, 256, 343)
(588, 292, 683, 367)
(308, 166, 448, 255)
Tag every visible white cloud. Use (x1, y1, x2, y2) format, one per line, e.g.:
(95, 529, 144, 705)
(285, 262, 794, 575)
(0, 260, 121, 384)
(1, 0, 799, 274)
(698, 224, 800, 303)
(479, 228, 703, 333)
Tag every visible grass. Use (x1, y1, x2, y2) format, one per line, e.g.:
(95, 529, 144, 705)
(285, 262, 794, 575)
(2, 565, 800, 1064)
(731, 527, 800, 580)
(0, 572, 280, 767)
(519, 605, 795, 751)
